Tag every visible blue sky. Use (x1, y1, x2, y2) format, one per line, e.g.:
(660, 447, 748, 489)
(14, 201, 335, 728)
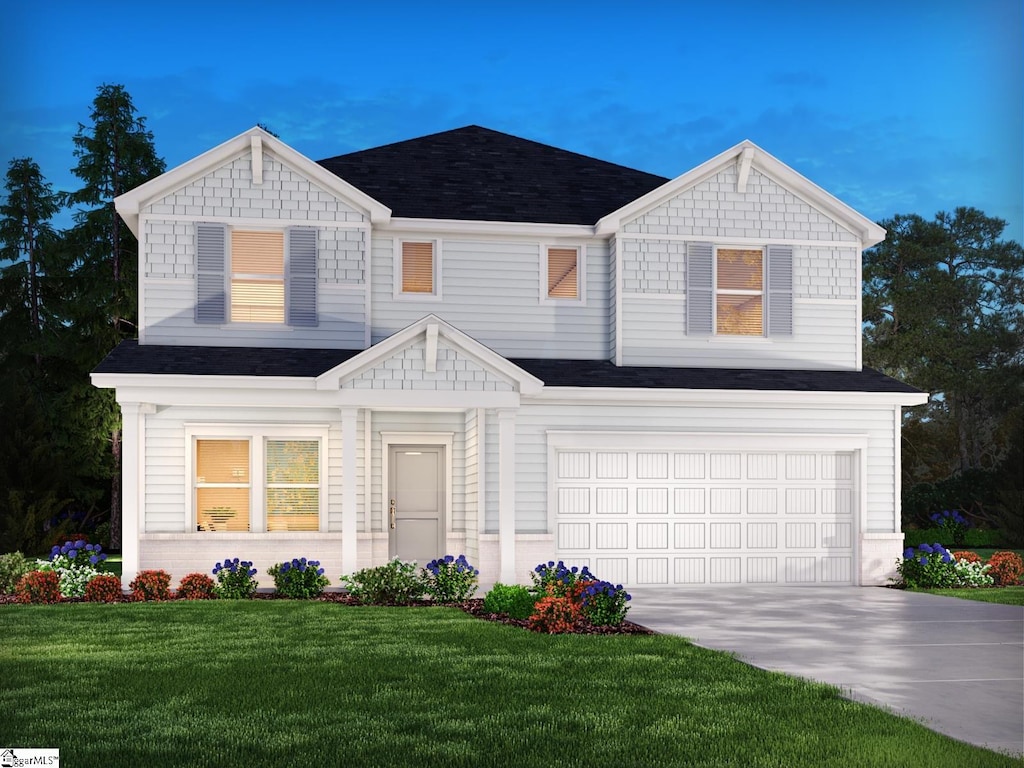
(2, 0, 1021, 241)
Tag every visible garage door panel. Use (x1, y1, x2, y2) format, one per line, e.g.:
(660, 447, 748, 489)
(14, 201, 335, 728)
(554, 446, 856, 586)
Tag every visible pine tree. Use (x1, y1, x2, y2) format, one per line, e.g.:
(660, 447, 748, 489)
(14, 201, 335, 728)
(62, 84, 165, 549)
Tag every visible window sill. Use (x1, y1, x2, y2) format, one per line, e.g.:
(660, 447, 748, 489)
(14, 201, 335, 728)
(141, 532, 344, 539)
(219, 323, 294, 331)
(393, 292, 443, 302)
(708, 335, 773, 343)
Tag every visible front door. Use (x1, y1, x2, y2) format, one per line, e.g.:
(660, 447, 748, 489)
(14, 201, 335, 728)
(388, 445, 445, 563)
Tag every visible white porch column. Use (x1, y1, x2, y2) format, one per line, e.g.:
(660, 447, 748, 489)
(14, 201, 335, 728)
(341, 407, 359, 574)
(497, 408, 517, 583)
(117, 401, 154, 589)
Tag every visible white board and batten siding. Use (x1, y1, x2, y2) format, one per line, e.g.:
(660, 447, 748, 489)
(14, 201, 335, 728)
(139, 150, 370, 349)
(371, 238, 611, 359)
(618, 163, 862, 370)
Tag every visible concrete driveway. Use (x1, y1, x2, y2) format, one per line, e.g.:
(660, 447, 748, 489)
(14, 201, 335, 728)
(627, 587, 1024, 756)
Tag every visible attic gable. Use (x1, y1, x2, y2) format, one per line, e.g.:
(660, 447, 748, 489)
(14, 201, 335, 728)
(596, 140, 886, 247)
(115, 127, 391, 236)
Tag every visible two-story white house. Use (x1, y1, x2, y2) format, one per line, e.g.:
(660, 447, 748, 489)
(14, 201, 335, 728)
(93, 125, 926, 590)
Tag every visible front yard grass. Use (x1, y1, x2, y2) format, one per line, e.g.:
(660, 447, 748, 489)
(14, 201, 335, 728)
(913, 586, 1024, 606)
(0, 602, 1017, 767)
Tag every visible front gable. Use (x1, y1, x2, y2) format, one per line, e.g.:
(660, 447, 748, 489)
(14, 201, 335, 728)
(317, 315, 544, 401)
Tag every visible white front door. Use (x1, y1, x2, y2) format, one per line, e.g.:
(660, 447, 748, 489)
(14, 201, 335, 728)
(388, 445, 445, 564)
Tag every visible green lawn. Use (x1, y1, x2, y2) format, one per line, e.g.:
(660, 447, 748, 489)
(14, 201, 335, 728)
(1, 603, 1018, 767)
(913, 586, 1024, 605)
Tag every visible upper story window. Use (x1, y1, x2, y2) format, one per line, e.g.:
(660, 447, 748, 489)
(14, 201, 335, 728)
(230, 231, 285, 323)
(546, 246, 580, 300)
(401, 241, 436, 294)
(686, 242, 792, 338)
(716, 248, 763, 335)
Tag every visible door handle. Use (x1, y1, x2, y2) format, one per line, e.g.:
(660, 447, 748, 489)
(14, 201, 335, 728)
(389, 499, 396, 530)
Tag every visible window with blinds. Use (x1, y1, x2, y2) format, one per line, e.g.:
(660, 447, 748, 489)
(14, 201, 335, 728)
(401, 241, 434, 293)
(547, 247, 579, 299)
(265, 440, 320, 532)
(716, 248, 764, 336)
(231, 231, 285, 322)
(195, 440, 251, 531)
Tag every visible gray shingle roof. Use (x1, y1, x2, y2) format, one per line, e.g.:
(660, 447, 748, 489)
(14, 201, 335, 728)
(316, 125, 669, 225)
(94, 341, 921, 394)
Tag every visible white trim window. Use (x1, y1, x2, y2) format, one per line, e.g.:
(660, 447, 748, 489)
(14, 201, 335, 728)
(397, 239, 441, 298)
(541, 245, 584, 303)
(188, 425, 328, 533)
(230, 230, 285, 323)
(715, 247, 764, 336)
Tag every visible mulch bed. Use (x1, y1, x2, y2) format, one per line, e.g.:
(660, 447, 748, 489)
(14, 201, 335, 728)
(0, 592, 653, 634)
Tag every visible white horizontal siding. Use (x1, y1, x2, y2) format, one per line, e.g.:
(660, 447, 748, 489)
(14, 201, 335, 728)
(371, 238, 610, 358)
(142, 279, 367, 348)
(512, 403, 896, 535)
(620, 296, 858, 369)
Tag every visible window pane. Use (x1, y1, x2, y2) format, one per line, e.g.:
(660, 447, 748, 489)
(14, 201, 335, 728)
(232, 231, 284, 274)
(717, 249, 763, 290)
(196, 487, 250, 531)
(402, 242, 434, 293)
(231, 280, 285, 322)
(548, 248, 578, 298)
(267, 488, 320, 531)
(196, 440, 249, 483)
(267, 440, 319, 483)
(717, 294, 763, 335)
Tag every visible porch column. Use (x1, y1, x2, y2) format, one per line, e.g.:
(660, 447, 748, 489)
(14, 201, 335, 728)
(497, 409, 517, 583)
(117, 401, 154, 590)
(341, 407, 359, 574)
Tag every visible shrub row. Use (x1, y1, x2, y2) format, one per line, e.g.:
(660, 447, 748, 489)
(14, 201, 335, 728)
(896, 545, 1023, 588)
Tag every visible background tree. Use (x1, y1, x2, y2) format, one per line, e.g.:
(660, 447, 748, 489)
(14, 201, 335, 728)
(863, 207, 1023, 539)
(59, 84, 166, 549)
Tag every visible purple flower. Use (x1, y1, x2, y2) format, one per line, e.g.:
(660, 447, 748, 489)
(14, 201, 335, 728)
(919, 544, 934, 554)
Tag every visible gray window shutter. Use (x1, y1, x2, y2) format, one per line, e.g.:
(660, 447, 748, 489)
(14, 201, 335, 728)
(195, 223, 226, 324)
(767, 245, 793, 337)
(686, 242, 714, 336)
(287, 227, 318, 327)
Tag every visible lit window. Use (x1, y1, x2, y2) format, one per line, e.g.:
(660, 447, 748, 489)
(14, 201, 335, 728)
(196, 440, 251, 532)
(547, 247, 579, 299)
(231, 231, 284, 322)
(401, 241, 434, 293)
(716, 248, 763, 336)
(266, 440, 320, 532)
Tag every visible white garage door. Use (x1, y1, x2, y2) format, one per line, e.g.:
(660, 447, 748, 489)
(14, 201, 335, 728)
(553, 446, 856, 586)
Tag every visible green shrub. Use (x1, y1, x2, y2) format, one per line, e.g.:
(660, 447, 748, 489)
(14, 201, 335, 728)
(212, 558, 258, 599)
(341, 559, 425, 604)
(130, 570, 172, 601)
(896, 543, 957, 588)
(423, 555, 479, 602)
(177, 572, 217, 600)
(903, 528, 999, 549)
(268, 558, 329, 599)
(0, 551, 33, 594)
(15, 571, 61, 604)
(483, 583, 538, 619)
(579, 580, 632, 626)
(84, 574, 123, 603)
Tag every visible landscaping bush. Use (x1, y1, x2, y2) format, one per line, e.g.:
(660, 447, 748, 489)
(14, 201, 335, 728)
(530, 560, 595, 597)
(423, 554, 479, 602)
(37, 540, 108, 598)
(929, 509, 970, 546)
(903, 527, 1000, 549)
(212, 558, 258, 599)
(177, 573, 217, 600)
(268, 558, 329, 599)
(951, 559, 994, 587)
(952, 550, 981, 563)
(130, 570, 172, 601)
(14, 571, 61, 604)
(896, 543, 957, 588)
(579, 580, 632, 626)
(483, 583, 538, 619)
(84, 574, 123, 603)
(341, 559, 425, 604)
(986, 551, 1024, 586)
(527, 595, 582, 634)
(0, 551, 34, 594)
